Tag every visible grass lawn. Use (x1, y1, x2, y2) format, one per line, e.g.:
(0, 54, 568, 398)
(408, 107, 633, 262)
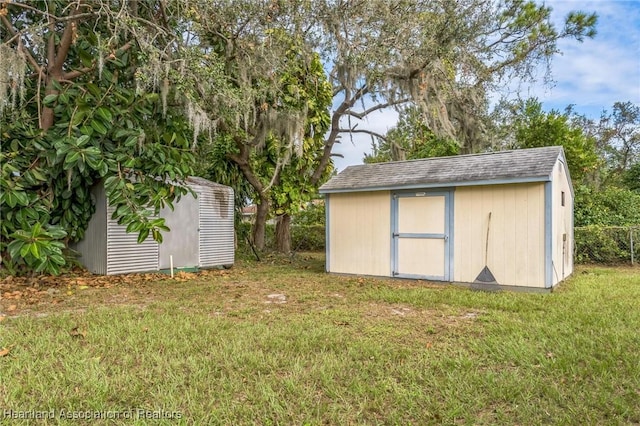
(1, 253, 639, 425)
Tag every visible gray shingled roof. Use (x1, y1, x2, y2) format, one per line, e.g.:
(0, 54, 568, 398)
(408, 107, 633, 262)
(319, 146, 565, 193)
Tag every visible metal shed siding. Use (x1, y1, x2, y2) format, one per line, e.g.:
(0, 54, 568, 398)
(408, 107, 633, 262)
(453, 183, 546, 288)
(158, 192, 200, 269)
(197, 185, 235, 267)
(328, 191, 391, 276)
(105, 205, 159, 275)
(74, 183, 108, 274)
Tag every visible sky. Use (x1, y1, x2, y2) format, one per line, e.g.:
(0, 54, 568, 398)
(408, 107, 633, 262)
(330, 0, 640, 172)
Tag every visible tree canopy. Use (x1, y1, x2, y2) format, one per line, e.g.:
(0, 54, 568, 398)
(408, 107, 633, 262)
(0, 0, 197, 273)
(1, 0, 601, 273)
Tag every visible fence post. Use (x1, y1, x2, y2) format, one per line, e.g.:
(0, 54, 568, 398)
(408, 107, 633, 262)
(631, 227, 635, 266)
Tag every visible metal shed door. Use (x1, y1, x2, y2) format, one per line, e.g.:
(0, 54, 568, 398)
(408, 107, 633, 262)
(158, 192, 200, 269)
(392, 191, 452, 280)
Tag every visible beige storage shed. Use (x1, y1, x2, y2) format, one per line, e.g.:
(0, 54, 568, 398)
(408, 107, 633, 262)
(319, 146, 574, 291)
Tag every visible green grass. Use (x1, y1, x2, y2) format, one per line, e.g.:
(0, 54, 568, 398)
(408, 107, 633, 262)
(1, 255, 639, 425)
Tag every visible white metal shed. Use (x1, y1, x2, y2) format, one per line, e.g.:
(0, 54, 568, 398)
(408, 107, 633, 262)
(319, 146, 574, 291)
(75, 177, 234, 275)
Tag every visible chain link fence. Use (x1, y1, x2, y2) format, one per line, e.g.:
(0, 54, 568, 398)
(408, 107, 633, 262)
(575, 226, 639, 265)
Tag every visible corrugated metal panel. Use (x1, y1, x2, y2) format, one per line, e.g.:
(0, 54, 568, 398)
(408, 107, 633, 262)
(197, 185, 235, 267)
(73, 183, 108, 274)
(158, 192, 200, 269)
(106, 205, 159, 275)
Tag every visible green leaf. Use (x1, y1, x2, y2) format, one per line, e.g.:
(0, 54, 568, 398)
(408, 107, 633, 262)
(5, 192, 17, 208)
(79, 125, 94, 136)
(90, 119, 108, 135)
(29, 242, 41, 259)
(58, 93, 69, 105)
(97, 107, 113, 122)
(7, 240, 25, 259)
(86, 83, 100, 97)
(14, 191, 29, 207)
(64, 151, 81, 167)
(20, 243, 31, 258)
(137, 228, 150, 244)
(43, 94, 58, 106)
(76, 135, 91, 146)
(126, 221, 144, 233)
(152, 228, 163, 243)
(46, 227, 67, 239)
(49, 254, 66, 266)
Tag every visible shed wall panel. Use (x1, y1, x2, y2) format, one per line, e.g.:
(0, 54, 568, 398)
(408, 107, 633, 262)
(453, 183, 545, 287)
(198, 186, 234, 267)
(552, 161, 574, 284)
(328, 191, 391, 276)
(74, 184, 108, 274)
(158, 192, 200, 269)
(106, 205, 159, 275)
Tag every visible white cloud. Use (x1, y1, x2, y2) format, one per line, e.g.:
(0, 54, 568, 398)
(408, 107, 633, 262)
(524, 0, 640, 113)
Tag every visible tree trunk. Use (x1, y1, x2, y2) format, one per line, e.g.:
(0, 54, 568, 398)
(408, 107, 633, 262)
(275, 213, 292, 253)
(252, 197, 269, 250)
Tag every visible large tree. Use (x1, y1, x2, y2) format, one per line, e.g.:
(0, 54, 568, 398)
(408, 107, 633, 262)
(0, 1, 201, 274)
(491, 98, 599, 184)
(184, 7, 332, 249)
(594, 102, 640, 185)
(308, 0, 597, 185)
(186, 0, 597, 251)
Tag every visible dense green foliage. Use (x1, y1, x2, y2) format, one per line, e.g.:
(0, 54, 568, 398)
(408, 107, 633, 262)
(0, 1, 194, 274)
(574, 186, 640, 226)
(500, 99, 599, 184)
(623, 163, 640, 192)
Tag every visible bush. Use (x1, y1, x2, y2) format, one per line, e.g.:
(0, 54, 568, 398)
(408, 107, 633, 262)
(237, 222, 325, 253)
(290, 225, 325, 251)
(575, 185, 640, 226)
(292, 201, 325, 226)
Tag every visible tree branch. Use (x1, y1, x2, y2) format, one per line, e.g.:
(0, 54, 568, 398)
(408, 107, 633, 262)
(9, 1, 55, 19)
(345, 98, 410, 119)
(46, 8, 56, 72)
(8, 1, 100, 22)
(337, 128, 387, 141)
(53, 5, 82, 72)
(0, 15, 43, 75)
(228, 137, 265, 195)
(310, 89, 366, 185)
